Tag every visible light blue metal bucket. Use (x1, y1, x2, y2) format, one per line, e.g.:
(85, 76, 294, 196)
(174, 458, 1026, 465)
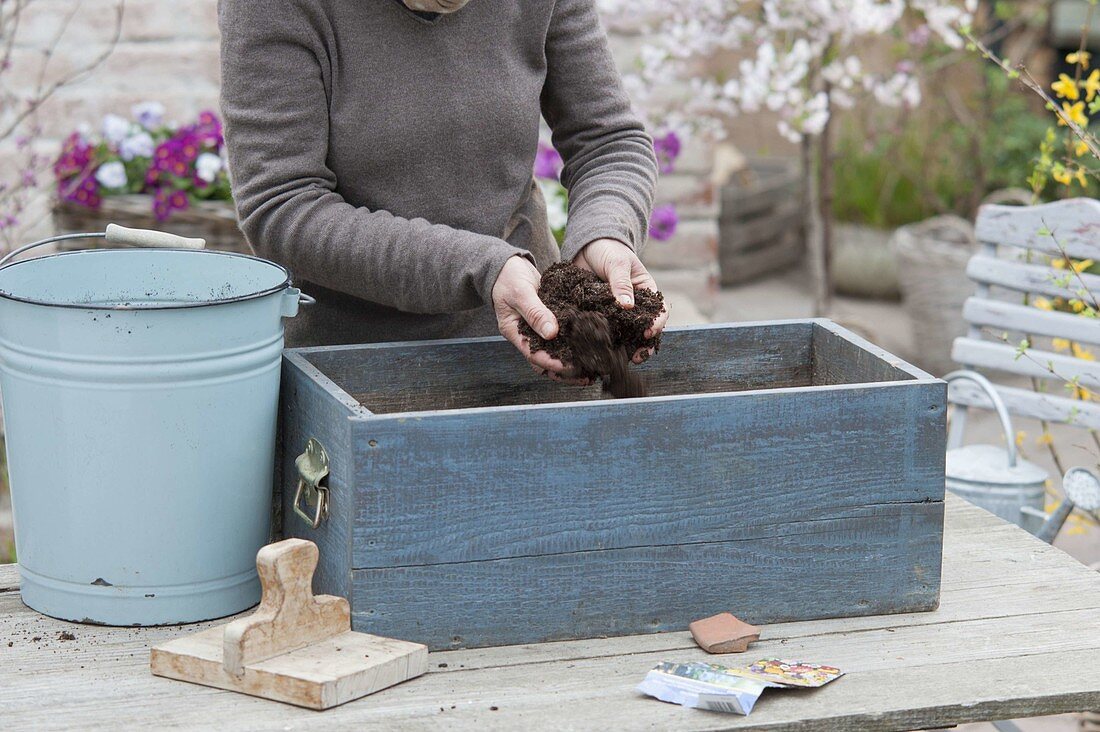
(0, 225, 307, 625)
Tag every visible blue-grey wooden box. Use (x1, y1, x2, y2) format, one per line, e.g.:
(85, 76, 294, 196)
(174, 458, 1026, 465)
(278, 319, 946, 650)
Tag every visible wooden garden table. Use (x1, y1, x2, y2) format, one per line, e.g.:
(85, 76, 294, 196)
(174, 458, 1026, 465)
(2, 495, 1099, 731)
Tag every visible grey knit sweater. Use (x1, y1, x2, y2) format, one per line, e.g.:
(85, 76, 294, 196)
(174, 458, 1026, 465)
(219, 0, 658, 346)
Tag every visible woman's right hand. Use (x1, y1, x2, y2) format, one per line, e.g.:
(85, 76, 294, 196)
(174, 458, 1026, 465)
(492, 256, 587, 384)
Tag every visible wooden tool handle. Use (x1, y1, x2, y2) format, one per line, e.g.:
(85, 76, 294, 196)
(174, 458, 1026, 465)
(222, 539, 350, 676)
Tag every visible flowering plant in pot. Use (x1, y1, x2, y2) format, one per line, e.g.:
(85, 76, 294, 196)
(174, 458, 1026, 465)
(51, 105, 248, 253)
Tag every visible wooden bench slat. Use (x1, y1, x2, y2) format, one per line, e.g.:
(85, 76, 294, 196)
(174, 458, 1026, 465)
(976, 199, 1100, 259)
(966, 254, 1100, 300)
(951, 337, 1100, 389)
(962, 297, 1100, 346)
(948, 380, 1100, 430)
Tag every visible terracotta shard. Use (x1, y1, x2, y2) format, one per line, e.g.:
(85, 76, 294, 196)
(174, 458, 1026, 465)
(689, 613, 761, 654)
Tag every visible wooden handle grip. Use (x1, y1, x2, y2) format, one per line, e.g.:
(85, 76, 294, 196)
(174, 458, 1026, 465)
(104, 223, 206, 250)
(222, 539, 350, 676)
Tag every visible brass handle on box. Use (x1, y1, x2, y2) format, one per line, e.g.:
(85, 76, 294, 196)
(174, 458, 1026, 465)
(293, 438, 331, 529)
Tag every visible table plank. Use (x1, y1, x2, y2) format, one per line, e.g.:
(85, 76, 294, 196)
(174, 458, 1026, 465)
(1, 495, 1098, 731)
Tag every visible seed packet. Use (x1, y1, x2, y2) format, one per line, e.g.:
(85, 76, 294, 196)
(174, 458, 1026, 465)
(724, 659, 844, 688)
(636, 661, 767, 715)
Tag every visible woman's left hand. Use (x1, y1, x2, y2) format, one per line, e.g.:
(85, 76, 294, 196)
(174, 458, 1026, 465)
(572, 238, 670, 363)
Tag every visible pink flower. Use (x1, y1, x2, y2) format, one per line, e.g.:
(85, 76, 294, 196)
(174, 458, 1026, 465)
(534, 142, 564, 180)
(653, 131, 682, 174)
(649, 205, 678, 241)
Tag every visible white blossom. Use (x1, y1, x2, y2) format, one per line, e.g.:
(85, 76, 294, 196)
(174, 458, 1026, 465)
(101, 114, 131, 145)
(604, 0, 975, 143)
(119, 131, 154, 161)
(132, 101, 166, 129)
(195, 152, 223, 183)
(94, 161, 127, 189)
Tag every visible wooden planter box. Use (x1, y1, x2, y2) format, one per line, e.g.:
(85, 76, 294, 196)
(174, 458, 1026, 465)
(719, 159, 805, 286)
(53, 196, 249, 254)
(278, 320, 946, 650)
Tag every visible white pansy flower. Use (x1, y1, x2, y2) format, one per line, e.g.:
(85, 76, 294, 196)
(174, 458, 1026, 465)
(195, 152, 223, 183)
(101, 114, 131, 145)
(95, 161, 128, 189)
(119, 131, 154, 161)
(132, 101, 166, 129)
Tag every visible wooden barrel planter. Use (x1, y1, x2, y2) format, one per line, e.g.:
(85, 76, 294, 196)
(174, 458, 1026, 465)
(718, 159, 805, 286)
(53, 195, 249, 254)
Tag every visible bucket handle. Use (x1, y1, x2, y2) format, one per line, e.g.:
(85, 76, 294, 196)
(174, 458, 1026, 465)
(944, 370, 1018, 468)
(1, 225, 206, 268)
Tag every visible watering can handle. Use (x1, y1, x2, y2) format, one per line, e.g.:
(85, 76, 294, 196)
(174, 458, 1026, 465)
(0, 226, 206, 267)
(944, 370, 1018, 468)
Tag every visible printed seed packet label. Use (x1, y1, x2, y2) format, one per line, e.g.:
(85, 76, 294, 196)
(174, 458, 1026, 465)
(725, 659, 844, 688)
(637, 661, 767, 715)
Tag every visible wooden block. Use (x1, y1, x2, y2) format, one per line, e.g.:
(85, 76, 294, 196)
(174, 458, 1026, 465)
(689, 613, 761, 654)
(150, 539, 428, 709)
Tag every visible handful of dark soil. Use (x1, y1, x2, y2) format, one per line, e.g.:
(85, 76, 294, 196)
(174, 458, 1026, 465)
(520, 263, 665, 398)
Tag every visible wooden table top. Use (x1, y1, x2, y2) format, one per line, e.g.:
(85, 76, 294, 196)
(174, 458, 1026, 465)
(2, 495, 1099, 731)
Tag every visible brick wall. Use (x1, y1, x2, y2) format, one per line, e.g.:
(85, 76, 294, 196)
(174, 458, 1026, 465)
(5, 0, 729, 311)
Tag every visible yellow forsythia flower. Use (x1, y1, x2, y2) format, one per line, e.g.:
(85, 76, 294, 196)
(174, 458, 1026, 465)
(1071, 298, 1088, 313)
(1054, 167, 1074, 186)
(1036, 431, 1054, 446)
(1032, 296, 1054, 311)
(1060, 101, 1089, 127)
(1068, 50, 1092, 68)
(1087, 69, 1100, 101)
(1076, 140, 1091, 157)
(1015, 430, 1027, 448)
(1077, 167, 1090, 186)
(1072, 343, 1096, 361)
(1078, 386, 1094, 401)
(1054, 73, 1081, 100)
(1073, 258, 1095, 273)
(1053, 338, 1072, 351)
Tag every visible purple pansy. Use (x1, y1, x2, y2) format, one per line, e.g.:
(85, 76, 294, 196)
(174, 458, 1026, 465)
(649, 204, 678, 241)
(534, 142, 564, 180)
(653, 131, 682, 174)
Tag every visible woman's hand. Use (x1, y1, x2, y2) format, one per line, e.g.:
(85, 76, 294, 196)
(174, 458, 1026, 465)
(492, 255, 589, 384)
(573, 238, 670, 363)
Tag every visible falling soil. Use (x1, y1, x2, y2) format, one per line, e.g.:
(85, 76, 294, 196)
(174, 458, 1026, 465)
(520, 263, 664, 398)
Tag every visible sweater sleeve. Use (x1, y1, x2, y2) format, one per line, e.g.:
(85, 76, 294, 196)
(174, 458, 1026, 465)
(540, 0, 659, 262)
(218, 0, 528, 314)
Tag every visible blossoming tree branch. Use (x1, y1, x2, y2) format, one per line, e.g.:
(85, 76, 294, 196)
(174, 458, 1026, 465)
(599, 0, 977, 314)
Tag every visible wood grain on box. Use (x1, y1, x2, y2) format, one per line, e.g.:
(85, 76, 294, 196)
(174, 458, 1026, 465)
(280, 320, 946, 650)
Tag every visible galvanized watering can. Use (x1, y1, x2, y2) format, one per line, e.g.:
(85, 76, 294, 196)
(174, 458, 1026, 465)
(944, 371, 1050, 534)
(0, 225, 309, 625)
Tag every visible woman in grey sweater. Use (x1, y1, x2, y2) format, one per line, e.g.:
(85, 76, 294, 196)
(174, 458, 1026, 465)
(219, 0, 666, 382)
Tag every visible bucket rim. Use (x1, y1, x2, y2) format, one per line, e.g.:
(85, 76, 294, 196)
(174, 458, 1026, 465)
(0, 248, 293, 311)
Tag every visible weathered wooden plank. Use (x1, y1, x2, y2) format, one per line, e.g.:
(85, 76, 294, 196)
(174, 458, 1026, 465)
(349, 379, 944, 570)
(719, 228, 804, 286)
(949, 379, 1100, 429)
(4, 499, 1100, 731)
(720, 196, 802, 250)
(963, 296, 1100, 345)
(307, 323, 818, 414)
(350, 501, 943, 650)
(277, 352, 356, 600)
(810, 320, 929, 385)
(952, 336, 1100, 388)
(966, 253, 1100, 300)
(977, 199, 1100, 259)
